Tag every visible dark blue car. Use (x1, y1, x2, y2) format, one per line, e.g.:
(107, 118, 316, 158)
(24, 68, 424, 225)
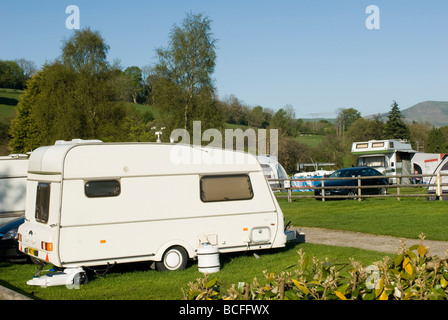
(0, 217, 26, 262)
(314, 167, 388, 200)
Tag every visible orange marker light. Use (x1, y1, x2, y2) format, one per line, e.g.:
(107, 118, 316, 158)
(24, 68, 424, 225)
(41, 241, 53, 251)
(100, 240, 106, 244)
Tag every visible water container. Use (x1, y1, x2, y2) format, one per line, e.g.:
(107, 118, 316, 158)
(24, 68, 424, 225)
(197, 244, 220, 274)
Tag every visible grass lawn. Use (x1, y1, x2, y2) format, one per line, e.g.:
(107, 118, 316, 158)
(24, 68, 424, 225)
(1, 190, 447, 300)
(0, 88, 23, 124)
(0, 242, 389, 300)
(279, 193, 448, 241)
(292, 134, 323, 147)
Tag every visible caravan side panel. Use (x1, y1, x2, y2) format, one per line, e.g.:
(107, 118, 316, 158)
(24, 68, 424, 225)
(0, 158, 28, 221)
(58, 172, 283, 267)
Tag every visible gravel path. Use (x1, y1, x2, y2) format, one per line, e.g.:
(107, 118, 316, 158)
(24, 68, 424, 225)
(293, 226, 448, 258)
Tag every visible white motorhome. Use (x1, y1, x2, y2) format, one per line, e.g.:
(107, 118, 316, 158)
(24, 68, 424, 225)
(0, 154, 29, 225)
(351, 140, 444, 184)
(18, 140, 287, 278)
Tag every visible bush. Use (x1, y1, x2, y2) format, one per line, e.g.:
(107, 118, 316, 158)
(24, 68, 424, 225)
(183, 235, 448, 300)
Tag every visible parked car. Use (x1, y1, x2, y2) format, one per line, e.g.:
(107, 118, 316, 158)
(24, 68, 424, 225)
(314, 167, 388, 200)
(0, 217, 26, 262)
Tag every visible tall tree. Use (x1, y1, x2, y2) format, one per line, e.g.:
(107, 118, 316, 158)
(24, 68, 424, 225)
(336, 108, 361, 136)
(124, 66, 145, 103)
(384, 101, 410, 140)
(9, 28, 151, 153)
(61, 28, 110, 75)
(270, 107, 298, 137)
(426, 127, 447, 153)
(153, 12, 223, 133)
(0, 60, 26, 89)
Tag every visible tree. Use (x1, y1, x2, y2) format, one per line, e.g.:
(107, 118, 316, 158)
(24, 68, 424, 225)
(9, 29, 152, 153)
(0, 60, 26, 89)
(426, 127, 447, 153)
(345, 116, 384, 142)
(124, 66, 145, 103)
(277, 135, 311, 173)
(384, 101, 410, 140)
(409, 121, 432, 151)
(15, 58, 37, 82)
(153, 12, 223, 133)
(270, 106, 298, 137)
(336, 108, 361, 136)
(248, 106, 270, 128)
(9, 73, 41, 152)
(61, 28, 110, 75)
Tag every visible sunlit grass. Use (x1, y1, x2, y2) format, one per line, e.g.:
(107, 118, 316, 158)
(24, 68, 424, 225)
(0, 242, 389, 300)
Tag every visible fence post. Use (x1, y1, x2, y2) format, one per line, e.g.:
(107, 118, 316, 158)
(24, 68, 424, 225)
(287, 179, 292, 203)
(358, 176, 362, 202)
(322, 179, 325, 202)
(396, 175, 401, 201)
(437, 173, 442, 201)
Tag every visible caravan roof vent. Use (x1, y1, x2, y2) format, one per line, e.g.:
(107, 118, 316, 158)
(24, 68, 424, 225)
(54, 139, 103, 145)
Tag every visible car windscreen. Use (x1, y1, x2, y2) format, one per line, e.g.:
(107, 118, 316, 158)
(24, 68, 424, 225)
(330, 170, 359, 178)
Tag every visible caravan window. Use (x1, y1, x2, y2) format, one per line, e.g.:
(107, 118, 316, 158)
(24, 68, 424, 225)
(200, 175, 254, 202)
(261, 164, 274, 178)
(35, 183, 50, 224)
(372, 142, 384, 148)
(85, 180, 121, 198)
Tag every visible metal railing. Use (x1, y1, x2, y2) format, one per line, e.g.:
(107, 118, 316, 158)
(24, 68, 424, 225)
(268, 173, 448, 202)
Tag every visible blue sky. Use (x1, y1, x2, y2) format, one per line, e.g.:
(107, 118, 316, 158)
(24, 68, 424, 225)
(1, 1, 447, 117)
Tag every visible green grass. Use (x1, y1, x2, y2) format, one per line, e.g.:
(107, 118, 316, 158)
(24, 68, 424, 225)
(127, 102, 161, 119)
(0, 242, 389, 300)
(0, 88, 23, 124)
(279, 194, 448, 241)
(3, 195, 446, 300)
(292, 134, 324, 147)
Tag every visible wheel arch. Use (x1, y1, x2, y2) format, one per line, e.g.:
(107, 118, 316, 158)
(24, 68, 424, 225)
(153, 240, 196, 261)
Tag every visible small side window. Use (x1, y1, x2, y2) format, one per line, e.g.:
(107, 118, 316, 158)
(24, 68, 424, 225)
(85, 180, 121, 198)
(35, 183, 50, 224)
(200, 174, 254, 202)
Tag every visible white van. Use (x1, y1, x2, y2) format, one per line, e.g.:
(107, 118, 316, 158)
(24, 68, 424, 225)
(0, 154, 28, 225)
(18, 141, 286, 274)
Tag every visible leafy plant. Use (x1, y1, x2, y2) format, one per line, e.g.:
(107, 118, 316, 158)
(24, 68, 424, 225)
(183, 234, 448, 300)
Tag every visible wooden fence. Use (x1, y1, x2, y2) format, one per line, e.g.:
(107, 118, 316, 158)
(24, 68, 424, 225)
(269, 173, 448, 202)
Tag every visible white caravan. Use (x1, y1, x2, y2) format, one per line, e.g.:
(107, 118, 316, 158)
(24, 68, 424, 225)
(256, 155, 289, 190)
(18, 140, 287, 278)
(0, 154, 28, 225)
(428, 154, 448, 200)
(352, 140, 444, 184)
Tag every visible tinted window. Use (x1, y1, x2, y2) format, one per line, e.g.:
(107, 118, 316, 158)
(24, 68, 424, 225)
(331, 169, 359, 178)
(200, 175, 253, 202)
(367, 168, 380, 176)
(441, 161, 448, 172)
(85, 180, 121, 198)
(35, 183, 50, 223)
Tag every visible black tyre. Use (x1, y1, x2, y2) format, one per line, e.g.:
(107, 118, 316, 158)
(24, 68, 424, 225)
(155, 246, 188, 271)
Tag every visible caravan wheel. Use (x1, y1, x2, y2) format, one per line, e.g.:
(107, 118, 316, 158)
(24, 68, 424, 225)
(155, 246, 188, 271)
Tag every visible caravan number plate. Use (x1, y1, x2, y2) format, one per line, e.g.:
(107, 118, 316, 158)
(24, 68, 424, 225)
(28, 247, 38, 257)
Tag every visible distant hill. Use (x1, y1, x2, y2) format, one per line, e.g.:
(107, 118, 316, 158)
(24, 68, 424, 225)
(365, 101, 448, 127)
(401, 101, 448, 127)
